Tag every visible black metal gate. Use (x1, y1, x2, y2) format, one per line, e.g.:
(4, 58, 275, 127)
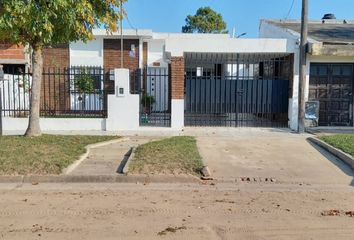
(131, 67, 171, 127)
(309, 63, 353, 126)
(184, 53, 292, 127)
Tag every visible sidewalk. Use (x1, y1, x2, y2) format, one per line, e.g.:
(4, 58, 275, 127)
(68, 137, 157, 176)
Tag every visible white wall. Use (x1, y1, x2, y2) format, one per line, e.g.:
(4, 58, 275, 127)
(0, 74, 31, 116)
(146, 39, 169, 68)
(70, 37, 104, 67)
(165, 38, 292, 57)
(171, 99, 184, 130)
(106, 69, 140, 131)
(3, 118, 106, 131)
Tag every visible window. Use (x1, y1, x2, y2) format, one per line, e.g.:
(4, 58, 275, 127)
(196, 67, 203, 77)
(2, 64, 25, 74)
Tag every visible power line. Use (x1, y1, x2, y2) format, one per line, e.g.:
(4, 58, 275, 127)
(285, 0, 296, 20)
(125, 14, 137, 30)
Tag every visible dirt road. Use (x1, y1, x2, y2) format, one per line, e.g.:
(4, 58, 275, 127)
(1, 182, 354, 240)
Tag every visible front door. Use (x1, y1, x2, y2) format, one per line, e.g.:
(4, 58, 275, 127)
(309, 63, 353, 126)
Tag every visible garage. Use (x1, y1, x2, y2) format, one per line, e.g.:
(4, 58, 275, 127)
(309, 63, 353, 126)
(184, 53, 293, 127)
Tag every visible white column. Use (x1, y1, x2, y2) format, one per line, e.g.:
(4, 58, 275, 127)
(289, 52, 300, 131)
(106, 69, 140, 131)
(171, 99, 184, 130)
(138, 38, 143, 69)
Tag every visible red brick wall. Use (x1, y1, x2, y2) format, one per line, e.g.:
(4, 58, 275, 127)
(41, 44, 70, 112)
(43, 44, 70, 69)
(103, 39, 140, 71)
(171, 57, 185, 99)
(0, 41, 25, 60)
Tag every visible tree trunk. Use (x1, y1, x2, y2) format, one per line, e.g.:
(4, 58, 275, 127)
(25, 47, 43, 137)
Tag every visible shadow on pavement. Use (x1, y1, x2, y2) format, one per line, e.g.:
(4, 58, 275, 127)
(116, 148, 133, 174)
(307, 140, 354, 187)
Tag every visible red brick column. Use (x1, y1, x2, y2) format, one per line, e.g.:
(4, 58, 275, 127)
(170, 57, 185, 99)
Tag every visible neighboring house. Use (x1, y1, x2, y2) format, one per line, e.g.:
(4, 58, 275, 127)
(260, 19, 354, 127)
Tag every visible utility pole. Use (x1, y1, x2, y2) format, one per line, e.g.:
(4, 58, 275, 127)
(298, 0, 308, 133)
(120, 0, 124, 68)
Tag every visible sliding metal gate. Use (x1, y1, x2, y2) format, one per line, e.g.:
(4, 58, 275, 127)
(184, 53, 293, 127)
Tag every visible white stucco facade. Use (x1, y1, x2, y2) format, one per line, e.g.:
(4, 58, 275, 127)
(70, 37, 104, 67)
(3, 118, 106, 132)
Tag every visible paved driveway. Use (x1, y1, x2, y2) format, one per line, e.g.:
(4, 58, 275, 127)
(184, 128, 354, 185)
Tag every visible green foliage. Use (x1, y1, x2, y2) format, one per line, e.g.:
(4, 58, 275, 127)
(182, 7, 228, 34)
(0, 0, 125, 48)
(320, 134, 354, 157)
(74, 69, 95, 93)
(0, 135, 119, 175)
(141, 94, 156, 106)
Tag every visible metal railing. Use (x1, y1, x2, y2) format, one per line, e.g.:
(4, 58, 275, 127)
(0, 65, 3, 135)
(0, 66, 113, 118)
(130, 68, 171, 127)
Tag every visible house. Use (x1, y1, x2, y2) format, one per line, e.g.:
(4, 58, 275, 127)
(260, 18, 354, 128)
(1, 28, 296, 132)
(6, 17, 352, 133)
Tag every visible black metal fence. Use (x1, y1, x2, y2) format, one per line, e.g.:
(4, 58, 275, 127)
(184, 53, 293, 127)
(0, 66, 3, 135)
(131, 68, 171, 127)
(0, 66, 113, 118)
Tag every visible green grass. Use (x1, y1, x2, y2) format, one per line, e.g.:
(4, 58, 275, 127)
(129, 136, 204, 176)
(320, 134, 354, 157)
(0, 135, 118, 175)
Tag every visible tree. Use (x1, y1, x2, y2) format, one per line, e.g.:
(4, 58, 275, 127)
(0, 0, 125, 136)
(182, 7, 228, 34)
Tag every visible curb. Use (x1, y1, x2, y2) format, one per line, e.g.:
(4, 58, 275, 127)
(0, 174, 201, 184)
(62, 137, 130, 175)
(122, 147, 135, 174)
(308, 137, 354, 170)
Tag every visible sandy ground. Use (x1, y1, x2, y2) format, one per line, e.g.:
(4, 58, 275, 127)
(1, 183, 354, 240)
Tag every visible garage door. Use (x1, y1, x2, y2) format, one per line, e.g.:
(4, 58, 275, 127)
(309, 64, 353, 126)
(184, 53, 292, 127)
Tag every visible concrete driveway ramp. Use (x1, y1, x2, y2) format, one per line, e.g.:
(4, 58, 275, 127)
(193, 128, 354, 185)
(69, 137, 156, 176)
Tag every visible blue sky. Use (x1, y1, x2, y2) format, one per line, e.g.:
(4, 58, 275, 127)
(123, 0, 353, 37)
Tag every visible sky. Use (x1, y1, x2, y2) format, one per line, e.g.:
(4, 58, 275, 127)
(123, 0, 354, 37)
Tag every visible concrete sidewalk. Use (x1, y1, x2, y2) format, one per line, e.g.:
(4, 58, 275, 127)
(68, 137, 158, 176)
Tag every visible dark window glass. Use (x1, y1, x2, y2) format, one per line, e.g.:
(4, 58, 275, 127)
(318, 65, 328, 76)
(3, 64, 25, 74)
(342, 65, 352, 76)
(332, 65, 341, 76)
(310, 66, 317, 76)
